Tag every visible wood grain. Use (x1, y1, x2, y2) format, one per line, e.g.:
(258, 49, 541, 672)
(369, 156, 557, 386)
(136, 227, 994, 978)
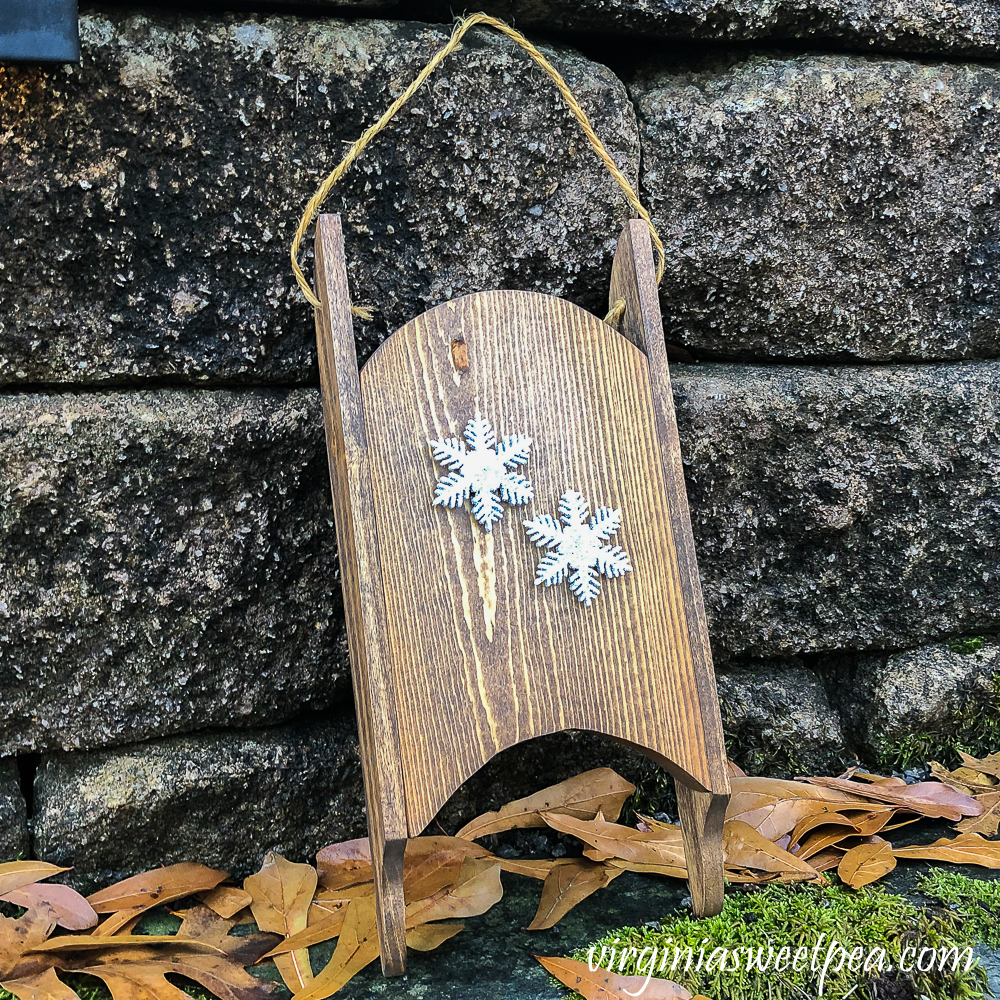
(314, 215, 408, 976)
(360, 291, 728, 835)
(315, 215, 731, 970)
(610, 220, 729, 915)
(610, 221, 730, 790)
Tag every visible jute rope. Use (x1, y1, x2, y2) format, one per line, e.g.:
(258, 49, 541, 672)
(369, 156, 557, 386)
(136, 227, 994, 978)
(291, 11, 665, 318)
(602, 298, 627, 328)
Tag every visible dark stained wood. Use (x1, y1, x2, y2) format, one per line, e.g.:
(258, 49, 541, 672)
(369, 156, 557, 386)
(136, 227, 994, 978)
(313, 215, 408, 976)
(610, 220, 730, 914)
(677, 781, 728, 918)
(314, 214, 730, 973)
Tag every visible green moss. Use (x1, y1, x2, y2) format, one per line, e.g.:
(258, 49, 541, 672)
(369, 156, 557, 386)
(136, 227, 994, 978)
(626, 759, 677, 817)
(874, 672, 1000, 770)
(948, 636, 987, 656)
(573, 881, 987, 1000)
(918, 870, 1000, 949)
(724, 731, 810, 779)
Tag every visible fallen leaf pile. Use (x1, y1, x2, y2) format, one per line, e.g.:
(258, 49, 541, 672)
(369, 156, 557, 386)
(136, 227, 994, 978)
(0, 862, 279, 1000)
(0, 759, 997, 999)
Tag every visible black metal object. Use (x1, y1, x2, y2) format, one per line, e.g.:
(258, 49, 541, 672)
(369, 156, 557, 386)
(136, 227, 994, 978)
(0, 0, 79, 64)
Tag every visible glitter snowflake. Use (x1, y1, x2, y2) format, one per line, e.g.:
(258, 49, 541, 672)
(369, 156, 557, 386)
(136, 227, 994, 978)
(429, 414, 533, 531)
(523, 490, 632, 606)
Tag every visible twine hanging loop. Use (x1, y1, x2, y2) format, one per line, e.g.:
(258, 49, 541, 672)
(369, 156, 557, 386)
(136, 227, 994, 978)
(291, 12, 666, 313)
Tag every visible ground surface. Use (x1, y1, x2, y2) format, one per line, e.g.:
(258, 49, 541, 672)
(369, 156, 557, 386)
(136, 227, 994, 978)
(312, 869, 687, 1000)
(255, 860, 1000, 999)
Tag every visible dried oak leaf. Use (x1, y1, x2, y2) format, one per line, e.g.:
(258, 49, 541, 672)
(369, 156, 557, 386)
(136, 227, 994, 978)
(0, 907, 59, 982)
(723, 821, 823, 881)
(52, 905, 276, 1000)
(852, 772, 907, 787)
(727, 777, 862, 842)
(496, 859, 557, 880)
(401, 848, 467, 908)
(541, 812, 686, 869)
(282, 850, 503, 1000)
(527, 859, 623, 931)
(404, 857, 503, 928)
(174, 904, 280, 967)
(838, 841, 896, 887)
(31, 936, 221, 954)
(805, 848, 848, 873)
(958, 751, 1000, 779)
(405, 922, 464, 952)
(68, 944, 280, 1000)
(244, 853, 317, 992)
(87, 863, 229, 936)
(261, 906, 347, 960)
(0, 966, 79, 1000)
(955, 792, 1000, 837)
(315, 840, 372, 893)
(535, 955, 692, 1000)
(405, 836, 495, 863)
(288, 897, 378, 1000)
(198, 887, 253, 921)
(736, 776, 864, 806)
(928, 762, 997, 794)
(0, 865, 69, 900)
(793, 824, 861, 862)
(1, 884, 97, 932)
(5, 901, 277, 1000)
(800, 777, 982, 821)
(457, 769, 635, 840)
(893, 832, 1000, 867)
(87, 864, 229, 914)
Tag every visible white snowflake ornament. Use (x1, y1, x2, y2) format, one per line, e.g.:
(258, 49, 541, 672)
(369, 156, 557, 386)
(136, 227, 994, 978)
(523, 490, 632, 607)
(429, 414, 533, 531)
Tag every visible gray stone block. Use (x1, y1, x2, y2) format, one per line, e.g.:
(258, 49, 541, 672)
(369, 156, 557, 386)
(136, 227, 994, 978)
(831, 638, 1000, 763)
(0, 11, 638, 387)
(717, 662, 845, 777)
(678, 362, 1000, 658)
(96, 1, 1000, 60)
(456, 1, 1000, 58)
(0, 760, 28, 861)
(0, 389, 349, 755)
(633, 54, 1000, 362)
(4, 363, 998, 754)
(33, 717, 367, 890)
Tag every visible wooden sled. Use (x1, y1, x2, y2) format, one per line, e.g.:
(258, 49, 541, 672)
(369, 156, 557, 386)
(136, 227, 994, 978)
(313, 213, 731, 976)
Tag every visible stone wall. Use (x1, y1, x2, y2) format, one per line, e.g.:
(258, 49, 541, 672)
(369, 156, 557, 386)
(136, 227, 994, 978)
(1, 2, 998, 881)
